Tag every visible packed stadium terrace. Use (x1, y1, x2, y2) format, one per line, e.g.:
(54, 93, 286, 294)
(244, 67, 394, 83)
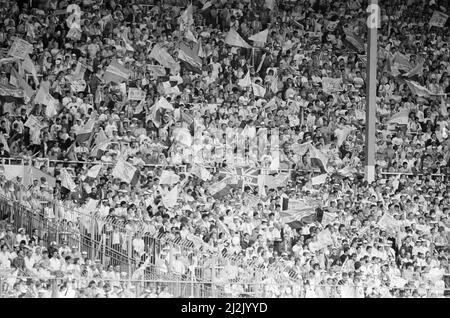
(0, 0, 449, 298)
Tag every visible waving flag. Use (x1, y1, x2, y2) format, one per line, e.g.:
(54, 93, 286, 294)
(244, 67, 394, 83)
(0, 132, 9, 153)
(387, 109, 410, 125)
(10, 67, 34, 102)
(159, 170, 180, 185)
(429, 11, 448, 28)
(76, 114, 97, 143)
(252, 83, 266, 97)
(149, 44, 180, 74)
(405, 80, 433, 97)
(308, 144, 328, 173)
(112, 159, 138, 184)
(249, 29, 269, 43)
(34, 84, 58, 117)
(179, 4, 194, 32)
(104, 60, 131, 83)
(162, 185, 179, 208)
(90, 130, 110, 158)
(86, 164, 102, 179)
(343, 28, 365, 53)
(178, 43, 202, 74)
(60, 168, 77, 191)
(311, 173, 328, 186)
(225, 29, 251, 49)
(238, 71, 251, 88)
(281, 198, 316, 228)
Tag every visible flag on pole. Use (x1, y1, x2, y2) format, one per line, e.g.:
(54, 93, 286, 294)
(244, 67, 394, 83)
(90, 130, 110, 158)
(224, 29, 251, 48)
(185, 29, 198, 43)
(249, 29, 269, 43)
(34, 85, 58, 117)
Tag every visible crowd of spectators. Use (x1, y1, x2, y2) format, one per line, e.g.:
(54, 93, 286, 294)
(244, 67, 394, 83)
(0, 0, 449, 298)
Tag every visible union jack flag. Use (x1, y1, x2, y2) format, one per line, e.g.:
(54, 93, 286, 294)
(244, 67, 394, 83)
(220, 166, 260, 191)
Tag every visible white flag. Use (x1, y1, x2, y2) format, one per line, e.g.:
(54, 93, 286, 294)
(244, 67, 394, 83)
(238, 71, 251, 87)
(159, 170, 180, 185)
(86, 165, 102, 179)
(112, 159, 137, 184)
(162, 185, 179, 208)
(61, 168, 77, 191)
(249, 29, 269, 43)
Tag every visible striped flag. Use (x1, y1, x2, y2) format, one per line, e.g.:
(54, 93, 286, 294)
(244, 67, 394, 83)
(343, 28, 365, 53)
(76, 113, 97, 143)
(308, 144, 328, 173)
(209, 179, 231, 198)
(178, 43, 202, 74)
(90, 130, 110, 158)
(149, 44, 180, 74)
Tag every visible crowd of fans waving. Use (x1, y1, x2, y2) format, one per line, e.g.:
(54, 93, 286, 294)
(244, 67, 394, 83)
(0, 0, 449, 297)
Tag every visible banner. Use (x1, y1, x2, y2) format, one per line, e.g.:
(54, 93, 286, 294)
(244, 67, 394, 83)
(159, 170, 180, 185)
(112, 159, 137, 184)
(224, 29, 251, 49)
(311, 173, 328, 186)
(24, 115, 46, 133)
(8, 38, 33, 59)
(103, 60, 131, 83)
(128, 88, 146, 100)
(0, 83, 25, 100)
(388, 109, 410, 125)
(322, 77, 343, 93)
(70, 79, 86, 92)
(147, 65, 167, 77)
(67, 27, 82, 40)
(429, 11, 448, 28)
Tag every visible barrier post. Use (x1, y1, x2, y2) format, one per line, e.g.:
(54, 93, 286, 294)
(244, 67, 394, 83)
(0, 277, 3, 298)
(102, 233, 106, 266)
(128, 235, 133, 280)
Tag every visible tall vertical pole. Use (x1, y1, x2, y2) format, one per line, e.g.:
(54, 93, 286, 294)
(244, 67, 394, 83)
(365, 0, 379, 183)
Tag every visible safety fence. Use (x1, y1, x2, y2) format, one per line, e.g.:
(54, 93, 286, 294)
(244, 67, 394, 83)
(0, 273, 449, 298)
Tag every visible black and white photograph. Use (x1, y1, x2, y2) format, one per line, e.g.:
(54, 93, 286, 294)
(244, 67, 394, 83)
(0, 0, 449, 303)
